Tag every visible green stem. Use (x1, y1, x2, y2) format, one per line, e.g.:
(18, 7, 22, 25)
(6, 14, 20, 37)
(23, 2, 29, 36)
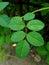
(32, 7, 49, 13)
(22, 7, 49, 18)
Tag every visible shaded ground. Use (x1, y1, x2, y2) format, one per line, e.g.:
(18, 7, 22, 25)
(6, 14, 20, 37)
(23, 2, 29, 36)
(0, 53, 47, 65)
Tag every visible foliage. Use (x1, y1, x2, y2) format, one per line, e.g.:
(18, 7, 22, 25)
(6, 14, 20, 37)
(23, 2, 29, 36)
(27, 19, 44, 31)
(5, 35, 12, 44)
(7, 12, 45, 58)
(0, 1, 49, 65)
(36, 42, 49, 64)
(0, 2, 9, 11)
(9, 16, 25, 31)
(41, 3, 49, 16)
(0, 36, 4, 46)
(0, 14, 10, 28)
(15, 40, 30, 58)
(46, 42, 49, 51)
(27, 32, 44, 46)
(36, 46, 48, 56)
(11, 31, 26, 42)
(0, 49, 5, 62)
(23, 12, 35, 21)
(0, 2, 45, 59)
(0, 56, 3, 62)
(46, 54, 49, 64)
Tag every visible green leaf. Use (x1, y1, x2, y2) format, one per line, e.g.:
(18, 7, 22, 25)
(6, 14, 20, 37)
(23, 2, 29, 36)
(3, 28, 11, 35)
(0, 27, 4, 35)
(9, 16, 25, 31)
(0, 56, 3, 62)
(42, 3, 49, 7)
(27, 20, 45, 31)
(46, 54, 49, 64)
(0, 27, 11, 35)
(26, 32, 44, 46)
(0, 36, 4, 46)
(41, 3, 49, 16)
(11, 31, 26, 42)
(46, 42, 49, 51)
(0, 2, 9, 11)
(41, 10, 48, 16)
(0, 49, 5, 62)
(1, 49, 5, 55)
(15, 40, 30, 58)
(24, 12, 35, 21)
(29, 6, 34, 12)
(0, 0, 2, 2)
(0, 14, 10, 28)
(36, 47, 47, 56)
(5, 35, 12, 45)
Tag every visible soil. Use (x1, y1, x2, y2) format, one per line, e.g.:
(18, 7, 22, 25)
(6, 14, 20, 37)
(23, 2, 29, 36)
(0, 53, 47, 65)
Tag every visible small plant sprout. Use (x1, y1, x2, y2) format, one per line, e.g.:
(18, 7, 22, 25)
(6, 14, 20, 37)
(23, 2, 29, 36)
(1, 2, 49, 59)
(9, 12, 45, 58)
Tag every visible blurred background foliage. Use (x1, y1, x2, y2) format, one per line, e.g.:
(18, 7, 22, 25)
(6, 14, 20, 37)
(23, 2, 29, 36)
(0, 0, 49, 16)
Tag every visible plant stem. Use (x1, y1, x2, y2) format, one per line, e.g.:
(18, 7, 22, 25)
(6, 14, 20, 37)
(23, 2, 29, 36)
(22, 7, 49, 18)
(25, 27, 28, 33)
(32, 7, 49, 13)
